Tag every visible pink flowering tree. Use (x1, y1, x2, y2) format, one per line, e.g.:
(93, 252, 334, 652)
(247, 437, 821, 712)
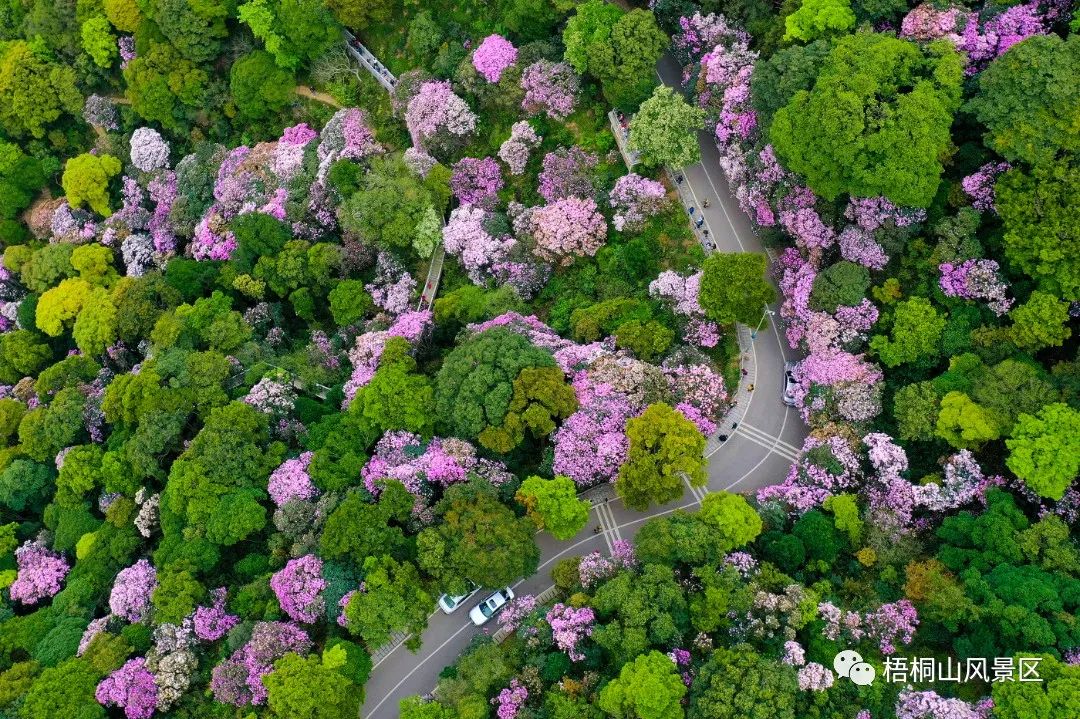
(493, 679, 527, 719)
(520, 60, 579, 120)
(210, 622, 312, 706)
(610, 173, 669, 232)
(498, 121, 541, 175)
(895, 688, 987, 719)
(193, 587, 240, 641)
(578, 539, 637, 588)
(109, 559, 157, 622)
(553, 382, 633, 487)
(405, 81, 478, 152)
(472, 34, 517, 83)
(96, 658, 159, 719)
(450, 156, 504, 208)
(939, 259, 1013, 315)
(496, 594, 538, 633)
(317, 108, 382, 169)
(270, 554, 327, 623)
(529, 197, 607, 266)
(546, 603, 595, 661)
(9, 540, 69, 605)
(538, 147, 597, 202)
(442, 204, 516, 284)
(267, 452, 318, 507)
(962, 161, 1010, 212)
(758, 434, 863, 512)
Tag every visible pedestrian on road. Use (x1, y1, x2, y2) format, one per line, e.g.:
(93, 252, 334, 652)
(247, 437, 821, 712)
(676, 174, 684, 184)
(688, 206, 695, 215)
(703, 229, 710, 238)
(703, 198, 710, 208)
(696, 217, 705, 228)
(741, 368, 748, 376)
(747, 383, 755, 392)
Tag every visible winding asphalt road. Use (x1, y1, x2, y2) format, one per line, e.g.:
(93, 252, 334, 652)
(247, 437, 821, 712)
(357, 55, 807, 718)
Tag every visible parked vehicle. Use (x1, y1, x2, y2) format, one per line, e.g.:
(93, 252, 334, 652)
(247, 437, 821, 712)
(437, 582, 480, 615)
(469, 587, 515, 626)
(783, 361, 797, 406)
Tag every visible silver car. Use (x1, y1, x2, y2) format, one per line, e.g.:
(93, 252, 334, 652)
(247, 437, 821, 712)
(783, 361, 797, 406)
(469, 587, 515, 626)
(437, 582, 479, 615)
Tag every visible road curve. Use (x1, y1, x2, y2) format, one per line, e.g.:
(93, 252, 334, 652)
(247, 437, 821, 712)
(358, 55, 807, 718)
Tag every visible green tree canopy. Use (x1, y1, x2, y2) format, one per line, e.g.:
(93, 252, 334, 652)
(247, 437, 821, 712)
(783, 0, 855, 42)
(628, 85, 706, 169)
(995, 161, 1080, 300)
(0, 40, 82, 139)
(417, 480, 540, 593)
(477, 366, 577, 453)
(698, 491, 762, 549)
(967, 34, 1080, 167)
(688, 645, 796, 719)
(597, 650, 686, 719)
(1006, 403, 1080, 501)
(515, 475, 590, 540)
(771, 33, 962, 207)
(616, 403, 706, 511)
(62, 154, 121, 217)
(434, 328, 555, 441)
(870, 296, 946, 368)
(343, 554, 431, 648)
(237, 0, 341, 70)
(698, 252, 776, 326)
(264, 652, 362, 719)
(230, 50, 297, 120)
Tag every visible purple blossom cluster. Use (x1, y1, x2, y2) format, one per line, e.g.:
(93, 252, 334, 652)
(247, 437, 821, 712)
(546, 603, 595, 661)
(96, 658, 159, 719)
(467, 312, 573, 354)
(270, 554, 327, 623)
(578, 539, 637, 588)
(210, 622, 312, 706)
(498, 122, 541, 176)
(758, 435, 863, 512)
(84, 95, 119, 130)
(911, 450, 1003, 513)
(493, 679, 528, 719)
(317, 110, 381, 168)
(192, 587, 239, 641)
(130, 128, 171, 173)
(268, 452, 317, 507)
(529, 196, 607, 267)
(243, 376, 296, 419)
(405, 81, 478, 150)
(610, 173, 669, 232)
(520, 60, 579, 120)
(366, 253, 417, 315)
(797, 662, 835, 691)
(895, 688, 985, 719)
(700, 32, 758, 145)
(496, 594, 537, 632)
(844, 196, 926, 233)
(961, 161, 1010, 212)
(672, 12, 749, 65)
(553, 379, 633, 487)
(450, 156, 504, 208)
(109, 559, 157, 623)
(472, 34, 518, 83)
(537, 147, 597, 203)
(838, 227, 888, 270)
(443, 204, 516, 285)
(9, 540, 70, 605)
(939, 259, 1013, 315)
(361, 431, 512, 511)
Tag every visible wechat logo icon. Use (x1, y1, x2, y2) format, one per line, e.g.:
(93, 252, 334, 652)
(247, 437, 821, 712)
(834, 650, 876, 686)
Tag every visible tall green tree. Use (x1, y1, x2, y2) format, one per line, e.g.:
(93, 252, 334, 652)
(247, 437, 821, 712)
(616, 403, 706, 511)
(0, 40, 82, 139)
(237, 0, 341, 70)
(783, 0, 855, 42)
(343, 555, 431, 648)
(477, 366, 577, 453)
(264, 652, 362, 719)
(628, 85, 706, 169)
(870, 297, 946, 368)
(688, 646, 796, 719)
(771, 33, 962, 207)
(230, 50, 296, 120)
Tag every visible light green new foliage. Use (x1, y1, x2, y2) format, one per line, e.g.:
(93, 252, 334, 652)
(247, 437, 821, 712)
(1006, 403, 1080, 501)
(80, 16, 117, 68)
(62, 154, 122, 217)
(516, 475, 590, 540)
(870, 296, 946, 367)
(698, 491, 762, 550)
(629, 85, 706, 169)
(784, 0, 855, 42)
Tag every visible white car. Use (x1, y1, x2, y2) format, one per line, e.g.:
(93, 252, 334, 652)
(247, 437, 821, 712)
(782, 361, 797, 406)
(437, 582, 479, 615)
(469, 587, 515, 626)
